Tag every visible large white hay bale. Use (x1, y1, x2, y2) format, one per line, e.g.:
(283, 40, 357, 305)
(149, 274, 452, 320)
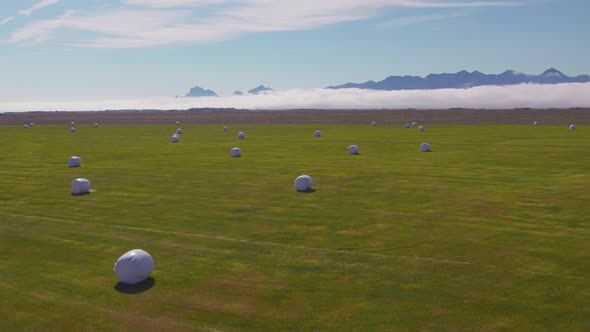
(404, 123, 411, 128)
(371, 121, 377, 126)
(69, 127, 76, 132)
(294, 175, 313, 192)
(171, 134, 179, 143)
(569, 124, 576, 130)
(418, 125, 425, 132)
(68, 156, 81, 168)
(237, 132, 245, 139)
(23, 124, 28, 128)
(533, 121, 539, 126)
(71, 178, 90, 195)
(348, 145, 359, 155)
(176, 128, 183, 134)
(114, 249, 154, 284)
(29, 122, 34, 127)
(231, 147, 242, 157)
(223, 126, 228, 132)
(70, 121, 75, 125)
(420, 143, 431, 152)
(314, 130, 321, 137)
(411, 122, 418, 127)
(94, 122, 99, 128)
(176, 121, 180, 125)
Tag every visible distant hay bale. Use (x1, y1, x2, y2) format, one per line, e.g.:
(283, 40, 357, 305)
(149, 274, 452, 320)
(569, 124, 576, 130)
(348, 145, 360, 155)
(114, 249, 154, 285)
(29, 122, 34, 127)
(420, 143, 431, 152)
(533, 121, 539, 126)
(176, 128, 183, 134)
(411, 122, 418, 127)
(294, 175, 313, 192)
(70, 121, 75, 125)
(223, 126, 228, 132)
(237, 132, 245, 139)
(371, 122, 377, 126)
(418, 125, 425, 132)
(94, 123, 99, 128)
(68, 156, 81, 168)
(404, 123, 411, 128)
(23, 124, 28, 128)
(314, 130, 321, 137)
(171, 134, 179, 143)
(69, 127, 76, 132)
(231, 147, 242, 157)
(176, 121, 180, 125)
(71, 178, 91, 195)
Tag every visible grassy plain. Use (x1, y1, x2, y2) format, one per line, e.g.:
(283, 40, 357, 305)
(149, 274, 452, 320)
(0, 123, 589, 330)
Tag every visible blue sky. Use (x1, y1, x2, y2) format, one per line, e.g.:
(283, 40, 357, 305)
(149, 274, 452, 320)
(0, 0, 589, 101)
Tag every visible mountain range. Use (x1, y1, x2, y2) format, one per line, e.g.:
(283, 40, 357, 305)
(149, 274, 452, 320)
(326, 68, 590, 91)
(185, 86, 218, 97)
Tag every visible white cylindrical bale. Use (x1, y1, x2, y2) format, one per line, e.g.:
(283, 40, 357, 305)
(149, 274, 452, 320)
(68, 156, 81, 167)
(533, 121, 539, 126)
(176, 121, 180, 125)
(70, 121, 75, 125)
(94, 122, 99, 127)
(223, 126, 228, 132)
(23, 124, 28, 128)
(404, 123, 411, 128)
(418, 125, 425, 132)
(231, 147, 242, 157)
(294, 175, 313, 192)
(171, 134, 179, 143)
(371, 121, 377, 126)
(348, 145, 359, 155)
(71, 178, 91, 195)
(411, 122, 418, 127)
(569, 124, 576, 130)
(420, 143, 431, 152)
(69, 127, 76, 132)
(237, 132, 245, 139)
(114, 249, 154, 284)
(314, 130, 321, 137)
(29, 122, 34, 127)
(176, 128, 183, 134)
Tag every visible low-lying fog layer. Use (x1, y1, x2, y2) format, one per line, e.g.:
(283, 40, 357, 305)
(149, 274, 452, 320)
(2, 83, 590, 112)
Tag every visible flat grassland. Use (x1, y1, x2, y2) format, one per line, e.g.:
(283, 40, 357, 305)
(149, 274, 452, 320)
(1, 122, 589, 330)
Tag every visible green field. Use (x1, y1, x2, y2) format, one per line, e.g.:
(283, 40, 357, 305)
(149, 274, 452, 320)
(1, 123, 589, 331)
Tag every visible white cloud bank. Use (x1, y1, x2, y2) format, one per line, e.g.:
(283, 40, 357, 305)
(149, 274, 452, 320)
(2, 83, 589, 113)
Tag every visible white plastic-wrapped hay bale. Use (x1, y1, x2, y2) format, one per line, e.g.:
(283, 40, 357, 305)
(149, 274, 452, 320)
(237, 132, 245, 139)
(71, 178, 90, 195)
(69, 127, 76, 132)
(569, 124, 576, 130)
(29, 122, 34, 127)
(420, 143, 431, 152)
(23, 124, 28, 128)
(68, 156, 81, 168)
(114, 249, 154, 284)
(294, 175, 313, 192)
(223, 126, 228, 132)
(348, 145, 359, 155)
(171, 134, 179, 143)
(411, 121, 418, 127)
(533, 121, 539, 126)
(70, 121, 75, 125)
(176, 121, 180, 125)
(314, 130, 321, 137)
(176, 128, 183, 134)
(371, 121, 377, 126)
(231, 147, 242, 157)
(418, 125, 425, 132)
(404, 123, 411, 128)
(94, 122, 99, 128)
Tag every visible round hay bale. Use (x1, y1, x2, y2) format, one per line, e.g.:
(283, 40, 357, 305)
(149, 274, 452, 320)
(176, 128, 183, 134)
(533, 121, 539, 126)
(314, 130, 321, 137)
(23, 124, 28, 128)
(569, 124, 576, 130)
(411, 122, 418, 127)
(68, 156, 81, 168)
(223, 126, 228, 132)
(29, 122, 34, 127)
(371, 121, 377, 126)
(237, 132, 245, 139)
(348, 145, 359, 155)
(294, 175, 313, 192)
(71, 178, 90, 195)
(420, 143, 431, 152)
(230, 147, 242, 157)
(404, 123, 411, 128)
(69, 127, 76, 132)
(70, 121, 75, 125)
(171, 134, 179, 143)
(113, 249, 154, 285)
(418, 125, 425, 132)
(176, 121, 180, 125)
(94, 122, 99, 128)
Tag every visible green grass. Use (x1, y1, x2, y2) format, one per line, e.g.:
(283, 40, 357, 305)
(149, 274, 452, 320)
(1, 123, 589, 331)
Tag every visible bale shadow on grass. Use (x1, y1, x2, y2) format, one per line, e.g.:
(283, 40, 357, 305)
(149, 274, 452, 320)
(297, 189, 317, 194)
(71, 192, 90, 196)
(114, 277, 155, 294)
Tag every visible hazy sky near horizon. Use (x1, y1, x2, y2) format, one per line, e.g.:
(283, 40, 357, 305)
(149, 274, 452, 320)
(1, 0, 589, 101)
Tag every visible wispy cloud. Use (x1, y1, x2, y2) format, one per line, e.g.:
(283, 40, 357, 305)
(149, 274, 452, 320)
(375, 12, 465, 29)
(1, 83, 589, 112)
(19, 0, 60, 16)
(0, 17, 14, 25)
(8, 0, 522, 48)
